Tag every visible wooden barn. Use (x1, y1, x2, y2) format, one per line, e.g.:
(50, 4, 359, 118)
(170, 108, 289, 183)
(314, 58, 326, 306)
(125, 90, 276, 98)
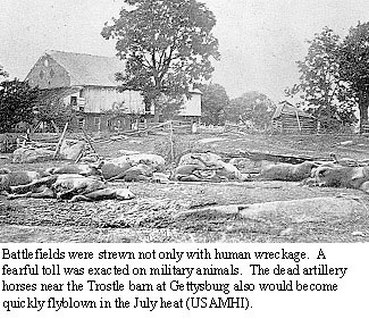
(272, 101, 318, 134)
(26, 50, 202, 132)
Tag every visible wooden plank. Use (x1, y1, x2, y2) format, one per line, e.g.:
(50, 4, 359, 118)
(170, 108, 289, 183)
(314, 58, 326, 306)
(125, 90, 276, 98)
(74, 150, 84, 164)
(53, 122, 69, 159)
(114, 121, 170, 136)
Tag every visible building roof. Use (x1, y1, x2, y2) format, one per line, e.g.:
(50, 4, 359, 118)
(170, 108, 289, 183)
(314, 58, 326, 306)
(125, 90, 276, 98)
(45, 51, 206, 92)
(273, 101, 314, 119)
(45, 50, 126, 87)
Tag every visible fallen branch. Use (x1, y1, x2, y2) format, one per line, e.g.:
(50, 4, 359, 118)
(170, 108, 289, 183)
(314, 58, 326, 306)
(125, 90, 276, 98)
(220, 149, 330, 164)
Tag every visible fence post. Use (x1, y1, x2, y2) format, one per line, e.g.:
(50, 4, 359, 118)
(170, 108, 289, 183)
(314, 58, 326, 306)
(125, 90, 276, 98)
(169, 120, 175, 163)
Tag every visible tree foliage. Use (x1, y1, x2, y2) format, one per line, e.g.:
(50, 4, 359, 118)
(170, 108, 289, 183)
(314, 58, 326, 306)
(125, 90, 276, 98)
(35, 96, 75, 131)
(0, 65, 8, 79)
(198, 83, 229, 125)
(0, 79, 40, 133)
(104, 101, 143, 129)
(338, 22, 369, 130)
(226, 91, 276, 129)
(285, 27, 357, 130)
(101, 0, 220, 115)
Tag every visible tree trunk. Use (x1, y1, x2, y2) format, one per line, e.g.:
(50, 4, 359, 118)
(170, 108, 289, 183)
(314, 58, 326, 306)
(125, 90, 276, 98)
(152, 99, 160, 123)
(359, 100, 368, 133)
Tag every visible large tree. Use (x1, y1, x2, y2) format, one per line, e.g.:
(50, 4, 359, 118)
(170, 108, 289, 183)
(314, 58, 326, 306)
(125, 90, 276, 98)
(226, 91, 276, 129)
(338, 22, 369, 131)
(101, 0, 220, 117)
(286, 27, 357, 130)
(199, 83, 229, 125)
(0, 79, 39, 133)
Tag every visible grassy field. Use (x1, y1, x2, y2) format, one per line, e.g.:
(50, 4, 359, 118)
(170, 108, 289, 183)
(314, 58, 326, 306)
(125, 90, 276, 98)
(1, 132, 369, 243)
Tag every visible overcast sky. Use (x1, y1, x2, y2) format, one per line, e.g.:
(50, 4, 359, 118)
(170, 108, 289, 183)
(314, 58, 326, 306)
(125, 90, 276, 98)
(1, 0, 369, 101)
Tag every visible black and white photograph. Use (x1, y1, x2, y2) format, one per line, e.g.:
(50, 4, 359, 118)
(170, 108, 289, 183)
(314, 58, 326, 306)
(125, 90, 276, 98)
(1, 0, 369, 244)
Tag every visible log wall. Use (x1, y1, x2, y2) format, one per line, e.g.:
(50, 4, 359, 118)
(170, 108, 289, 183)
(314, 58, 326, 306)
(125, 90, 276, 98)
(273, 115, 317, 134)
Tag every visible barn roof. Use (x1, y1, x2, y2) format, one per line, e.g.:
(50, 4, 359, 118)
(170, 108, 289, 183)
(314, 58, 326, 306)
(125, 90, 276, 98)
(273, 101, 314, 119)
(45, 50, 126, 87)
(42, 50, 203, 95)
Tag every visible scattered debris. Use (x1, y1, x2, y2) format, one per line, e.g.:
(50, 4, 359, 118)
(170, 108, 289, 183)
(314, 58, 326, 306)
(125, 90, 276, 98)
(340, 140, 354, 146)
(352, 231, 366, 237)
(118, 150, 140, 155)
(280, 228, 294, 236)
(175, 197, 364, 221)
(110, 135, 129, 141)
(198, 137, 226, 144)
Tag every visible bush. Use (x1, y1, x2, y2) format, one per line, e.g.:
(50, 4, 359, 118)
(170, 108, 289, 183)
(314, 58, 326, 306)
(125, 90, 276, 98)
(0, 79, 39, 133)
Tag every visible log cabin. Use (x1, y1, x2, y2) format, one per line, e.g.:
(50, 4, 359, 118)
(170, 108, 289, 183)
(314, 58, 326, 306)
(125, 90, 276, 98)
(272, 101, 318, 134)
(26, 50, 202, 132)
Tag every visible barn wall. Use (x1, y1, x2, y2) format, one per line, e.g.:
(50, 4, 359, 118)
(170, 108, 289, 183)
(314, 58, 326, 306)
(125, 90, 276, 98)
(272, 117, 318, 134)
(179, 93, 202, 117)
(83, 87, 145, 114)
(75, 113, 133, 132)
(26, 55, 71, 89)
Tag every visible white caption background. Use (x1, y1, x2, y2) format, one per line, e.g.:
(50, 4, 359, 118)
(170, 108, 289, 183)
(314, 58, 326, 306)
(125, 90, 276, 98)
(0, 243, 367, 319)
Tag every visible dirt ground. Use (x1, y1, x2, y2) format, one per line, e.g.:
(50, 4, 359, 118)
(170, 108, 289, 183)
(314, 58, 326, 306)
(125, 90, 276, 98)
(1, 132, 369, 243)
